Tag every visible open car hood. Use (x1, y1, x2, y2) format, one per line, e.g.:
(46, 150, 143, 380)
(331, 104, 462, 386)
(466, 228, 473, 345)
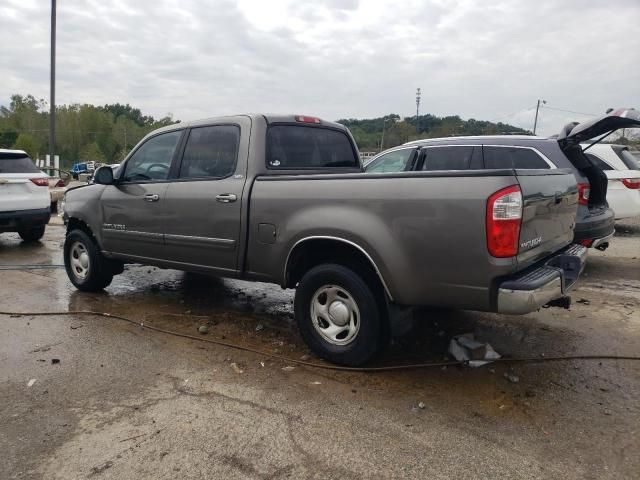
(557, 108, 640, 148)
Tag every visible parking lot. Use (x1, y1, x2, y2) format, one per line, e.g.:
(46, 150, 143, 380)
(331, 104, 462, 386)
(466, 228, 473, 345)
(1, 218, 639, 480)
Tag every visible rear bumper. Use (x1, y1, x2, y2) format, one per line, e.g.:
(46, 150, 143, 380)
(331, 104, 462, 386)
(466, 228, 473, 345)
(0, 208, 51, 233)
(497, 243, 587, 315)
(574, 206, 615, 243)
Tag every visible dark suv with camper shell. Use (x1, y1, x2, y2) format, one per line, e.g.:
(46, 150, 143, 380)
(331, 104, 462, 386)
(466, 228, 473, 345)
(365, 108, 640, 250)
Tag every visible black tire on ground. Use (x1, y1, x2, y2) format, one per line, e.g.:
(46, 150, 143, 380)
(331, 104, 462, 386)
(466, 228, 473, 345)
(294, 263, 388, 366)
(64, 229, 114, 291)
(18, 226, 45, 243)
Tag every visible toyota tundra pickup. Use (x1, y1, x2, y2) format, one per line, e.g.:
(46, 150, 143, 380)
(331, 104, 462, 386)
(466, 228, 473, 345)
(62, 114, 587, 365)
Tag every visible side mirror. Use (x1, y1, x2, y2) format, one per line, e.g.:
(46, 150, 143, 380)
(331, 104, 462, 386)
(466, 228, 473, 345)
(93, 166, 115, 185)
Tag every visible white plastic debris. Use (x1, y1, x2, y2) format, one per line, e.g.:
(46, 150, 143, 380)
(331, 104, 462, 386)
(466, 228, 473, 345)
(230, 362, 244, 374)
(448, 333, 501, 367)
(27, 379, 36, 387)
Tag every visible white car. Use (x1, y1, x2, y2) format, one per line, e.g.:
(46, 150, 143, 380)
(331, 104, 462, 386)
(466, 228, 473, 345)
(0, 149, 51, 242)
(581, 144, 640, 220)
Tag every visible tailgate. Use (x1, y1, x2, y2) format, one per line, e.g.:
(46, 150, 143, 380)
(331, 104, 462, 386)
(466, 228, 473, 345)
(515, 169, 579, 268)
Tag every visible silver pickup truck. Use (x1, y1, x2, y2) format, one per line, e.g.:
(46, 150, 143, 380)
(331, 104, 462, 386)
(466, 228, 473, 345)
(62, 114, 587, 365)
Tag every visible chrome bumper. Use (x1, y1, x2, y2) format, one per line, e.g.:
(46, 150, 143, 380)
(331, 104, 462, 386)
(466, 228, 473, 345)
(497, 244, 588, 315)
(592, 232, 614, 250)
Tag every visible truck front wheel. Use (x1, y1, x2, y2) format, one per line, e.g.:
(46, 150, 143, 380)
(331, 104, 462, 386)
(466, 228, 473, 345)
(64, 229, 114, 291)
(294, 264, 387, 366)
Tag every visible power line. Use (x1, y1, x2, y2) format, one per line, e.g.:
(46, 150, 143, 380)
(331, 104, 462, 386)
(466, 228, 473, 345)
(542, 105, 598, 117)
(490, 105, 537, 123)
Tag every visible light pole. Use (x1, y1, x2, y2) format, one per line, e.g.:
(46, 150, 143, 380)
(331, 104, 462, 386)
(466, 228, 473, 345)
(533, 99, 546, 135)
(380, 117, 389, 151)
(416, 88, 421, 118)
(49, 0, 56, 163)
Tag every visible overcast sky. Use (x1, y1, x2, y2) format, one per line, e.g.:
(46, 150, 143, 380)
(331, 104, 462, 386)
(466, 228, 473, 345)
(1, 0, 639, 135)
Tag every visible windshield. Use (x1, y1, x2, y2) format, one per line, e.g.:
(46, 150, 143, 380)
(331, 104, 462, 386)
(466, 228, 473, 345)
(0, 153, 41, 174)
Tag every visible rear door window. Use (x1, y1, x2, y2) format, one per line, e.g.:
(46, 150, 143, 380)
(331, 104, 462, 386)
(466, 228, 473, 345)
(584, 153, 613, 170)
(483, 146, 550, 169)
(179, 125, 240, 179)
(0, 153, 41, 173)
(365, 148, 415, 173)
(420, 146, 479, 170)
(267, 126, 358, 169)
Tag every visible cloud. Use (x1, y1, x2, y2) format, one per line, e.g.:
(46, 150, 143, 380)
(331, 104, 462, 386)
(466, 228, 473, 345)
(1, 0, 638, 135)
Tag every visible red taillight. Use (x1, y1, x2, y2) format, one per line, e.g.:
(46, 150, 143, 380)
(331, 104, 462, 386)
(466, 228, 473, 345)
(622, 178, 640, 189)
(579, 239, 594, 247)
(54, 179, 65, 188)
(295, 115, 321, 124)
(30, 178, 49, 187)
(577, 183, 590, 206)
(486, 185, 522, 258)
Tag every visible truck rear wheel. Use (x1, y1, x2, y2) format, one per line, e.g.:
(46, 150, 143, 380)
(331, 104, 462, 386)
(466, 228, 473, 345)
(64, 229, 114, 291)
(294, 263, 387, 366)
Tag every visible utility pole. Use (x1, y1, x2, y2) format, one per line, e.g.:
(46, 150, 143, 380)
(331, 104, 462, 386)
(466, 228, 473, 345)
(49, 0, 56, 163)
(416, 88, 421, 118)
(533, 99, 546, 135)
(380, 117, 387, 151)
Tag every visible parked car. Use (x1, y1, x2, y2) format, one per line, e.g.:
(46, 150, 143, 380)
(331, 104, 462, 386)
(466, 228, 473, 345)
(580, 143, 640, 220)
(366, 108, 640, 250)
(44, 168, 72, 212)
(0, 149, 51, 242)
(63, 114, 586, 365)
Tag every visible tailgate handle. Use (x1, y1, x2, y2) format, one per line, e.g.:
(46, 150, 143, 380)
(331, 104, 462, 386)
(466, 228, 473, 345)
(216, 193, 237, 203)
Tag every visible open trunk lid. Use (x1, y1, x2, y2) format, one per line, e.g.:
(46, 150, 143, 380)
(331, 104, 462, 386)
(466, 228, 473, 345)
(515, 169, 579, 268)
(557, 108, 640, 147)
(556, 108, 639, 209)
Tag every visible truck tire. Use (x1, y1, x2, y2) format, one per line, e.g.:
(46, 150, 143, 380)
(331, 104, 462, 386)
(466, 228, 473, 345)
(64, 229, 114, 291)
(294, 263, 387, 366)
(18, 226, 45, 243)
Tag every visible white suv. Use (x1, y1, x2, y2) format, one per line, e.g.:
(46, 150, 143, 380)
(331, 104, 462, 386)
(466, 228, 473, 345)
(581, 144, 640, 220)
(0, 149, 51, 242)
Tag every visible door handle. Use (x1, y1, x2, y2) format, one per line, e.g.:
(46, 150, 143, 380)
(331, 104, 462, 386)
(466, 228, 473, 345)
(216, 193, 237, 203)
(144, 194, 160, 202)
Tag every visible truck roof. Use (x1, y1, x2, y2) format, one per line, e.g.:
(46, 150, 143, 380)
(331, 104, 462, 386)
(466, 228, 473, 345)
(149, 114, 347, 137)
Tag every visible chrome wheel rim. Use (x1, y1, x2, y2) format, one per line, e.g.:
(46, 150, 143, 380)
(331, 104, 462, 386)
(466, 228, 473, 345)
(70, 241, 90, 280)
(310, 285, 360, 346)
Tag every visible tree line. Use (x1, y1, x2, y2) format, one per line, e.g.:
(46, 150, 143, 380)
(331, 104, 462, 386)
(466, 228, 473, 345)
(337, 114, 530, 151)
(3, 93, 636, 166)
(0, 94, 177, 168)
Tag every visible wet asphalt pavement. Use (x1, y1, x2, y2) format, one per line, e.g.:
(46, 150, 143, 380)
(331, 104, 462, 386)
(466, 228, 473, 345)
(1, 218, 639, 479)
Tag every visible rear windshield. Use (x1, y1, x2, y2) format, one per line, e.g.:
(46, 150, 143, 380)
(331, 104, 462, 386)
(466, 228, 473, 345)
(266, 125, 358, 169)
(0, 153, 41, 174)
(613, 146, 640, 171)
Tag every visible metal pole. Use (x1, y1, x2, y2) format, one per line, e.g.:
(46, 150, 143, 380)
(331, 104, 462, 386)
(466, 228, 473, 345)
(533, 99, 546, 135)
(49, 0, 56, 162)
(380, 118, 386, 151)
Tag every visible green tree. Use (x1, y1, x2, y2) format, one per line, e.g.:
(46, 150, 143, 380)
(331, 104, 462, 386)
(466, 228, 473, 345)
(12, 133, 39, 158)
(79, 142, 107, 163)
